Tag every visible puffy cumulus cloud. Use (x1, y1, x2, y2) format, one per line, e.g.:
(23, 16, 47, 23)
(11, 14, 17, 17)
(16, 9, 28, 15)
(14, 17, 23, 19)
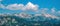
(6, 4, 24, 10)
(0, 2, 38, 12)
(6, 2, 39, 11)
(25, 2, 38, 11)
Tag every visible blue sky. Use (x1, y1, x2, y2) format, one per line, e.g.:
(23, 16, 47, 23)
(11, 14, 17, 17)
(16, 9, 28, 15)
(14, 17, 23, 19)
(1, 0, 60, 8)
(0, 0, 60, 14)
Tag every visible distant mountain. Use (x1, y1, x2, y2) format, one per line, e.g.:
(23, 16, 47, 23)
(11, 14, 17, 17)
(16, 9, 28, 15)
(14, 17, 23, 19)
(0, 13, 60, 26)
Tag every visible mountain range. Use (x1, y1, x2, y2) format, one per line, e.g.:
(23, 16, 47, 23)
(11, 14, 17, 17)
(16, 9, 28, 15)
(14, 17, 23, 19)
(0, 13, 60, 26)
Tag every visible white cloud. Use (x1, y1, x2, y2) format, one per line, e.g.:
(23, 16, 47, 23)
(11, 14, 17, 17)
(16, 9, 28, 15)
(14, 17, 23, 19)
(25, 2, 38, 11)
(6, 4, 23, 10)
(6, 2, 39, 11)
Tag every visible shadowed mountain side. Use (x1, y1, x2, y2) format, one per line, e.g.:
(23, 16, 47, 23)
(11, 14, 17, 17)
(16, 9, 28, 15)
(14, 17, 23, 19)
(0, 13, 60, 26)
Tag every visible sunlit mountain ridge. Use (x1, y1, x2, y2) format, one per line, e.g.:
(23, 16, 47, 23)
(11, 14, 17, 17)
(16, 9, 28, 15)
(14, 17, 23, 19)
(0, 12, 60, 26)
